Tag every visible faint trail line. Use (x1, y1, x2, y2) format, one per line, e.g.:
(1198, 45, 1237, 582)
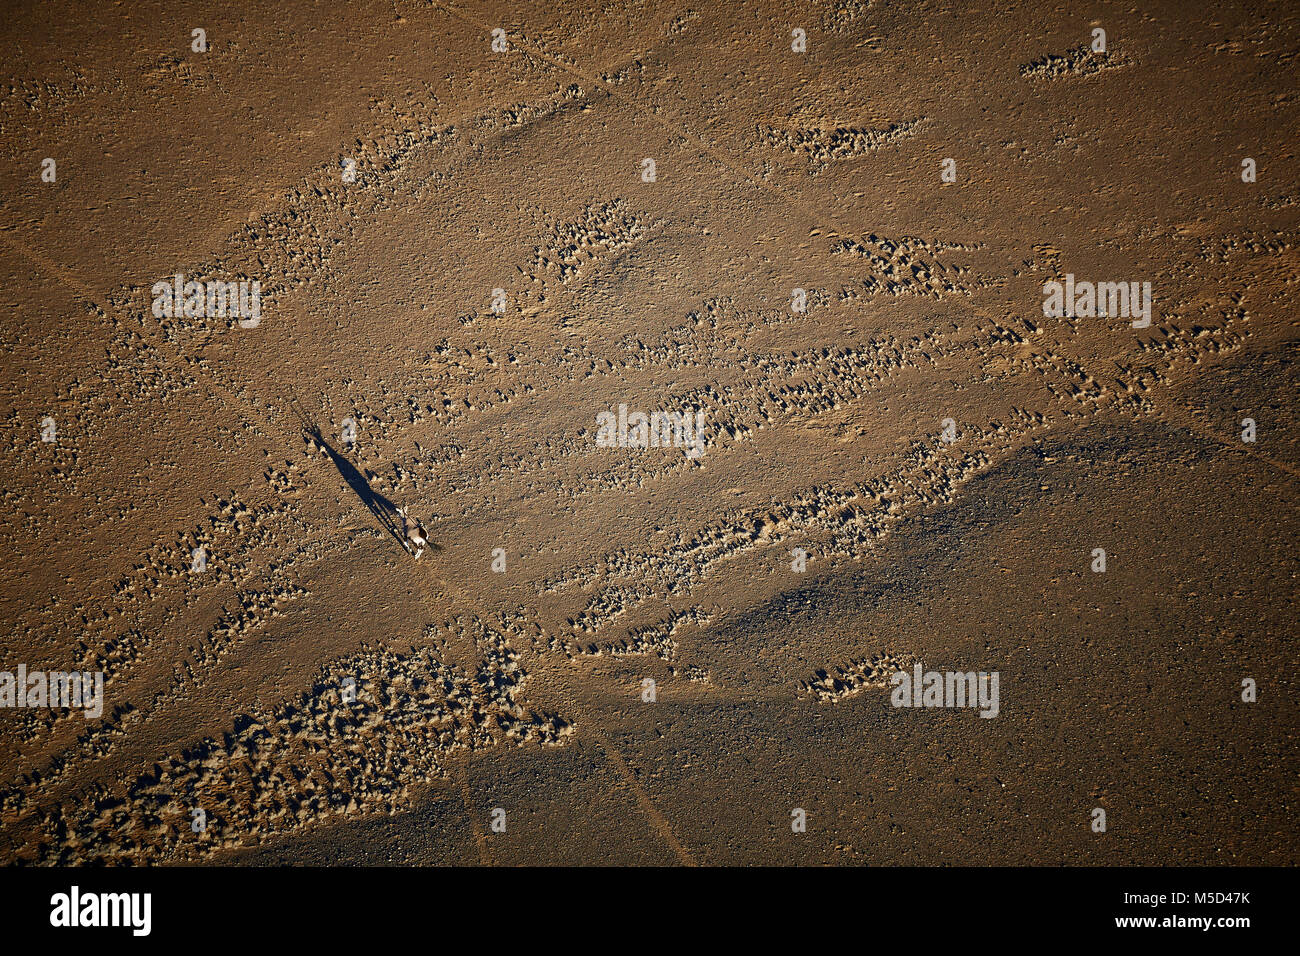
(424, 1, 854, 245)
(1154, 402, 1300, 482)
(412, 550, 692, 862)
(0, 229, 115, 313)
(456, 763, 492, 865)
(408, 556, 484, 673)
(0, 228, 487, 565)
(414, 556, 693, 862)
(0, 229, 489, 794)
(588, 722, 697, 865)
(1012, 339, 1300, 485)
(0, 230, 306, 467)
(535, 660, 697, 865)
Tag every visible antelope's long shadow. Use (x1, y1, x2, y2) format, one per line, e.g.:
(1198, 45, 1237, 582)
(305, 426, 408, 551)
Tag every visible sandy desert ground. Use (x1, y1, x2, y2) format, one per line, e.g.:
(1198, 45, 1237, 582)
(0, 0, 1296, 865)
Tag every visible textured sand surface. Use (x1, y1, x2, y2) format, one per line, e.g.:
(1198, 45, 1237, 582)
(0, 0, 1296, 865)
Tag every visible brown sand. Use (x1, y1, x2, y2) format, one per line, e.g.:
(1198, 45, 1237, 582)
(0, 0, 1296, 864)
